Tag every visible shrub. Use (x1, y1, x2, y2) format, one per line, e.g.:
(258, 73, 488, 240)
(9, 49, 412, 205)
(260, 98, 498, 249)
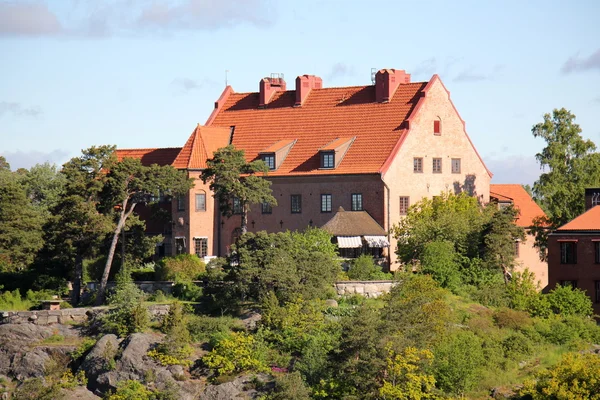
(187, 315, 242, 342)
(545, 284, 593, 317)
(149, 302, 193, 366)
(347, 255, 378, 280)
(202, 331, 269, 376)
(70, 338, 97, 361)
(0, 289, 33, 311)
(130, 263, 156, 281)
(420, 240, 462, 291)
(432, 330, 485, 396)
(519, 352, 600, 399)
(268, 371, 311, 400)
(379, 346, 437, 400)
(105, 380, 155, 400)
(172, 277, 203, 302)
(493, 308, 532, 330)
(100, 271, 149, 337)
(502, 333, 533, 360)
(155, 254, 205, 281)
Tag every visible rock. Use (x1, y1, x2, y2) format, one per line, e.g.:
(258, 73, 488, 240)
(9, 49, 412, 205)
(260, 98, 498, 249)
(60, 385, 102, 399)
(325, 299, 338, 308)
(200, 374, 271, 400)
(0, 323, 80, 380)
(239, 311, 262, 331)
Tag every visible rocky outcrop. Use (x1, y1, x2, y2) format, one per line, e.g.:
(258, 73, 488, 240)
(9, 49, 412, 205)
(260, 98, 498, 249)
(0, 323, 81, 380)
(200, 374, 271, 400)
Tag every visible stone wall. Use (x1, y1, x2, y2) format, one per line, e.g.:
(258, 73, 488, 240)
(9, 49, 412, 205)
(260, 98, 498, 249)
(0, 304, 171, 326)
(334, 280, 396, 298)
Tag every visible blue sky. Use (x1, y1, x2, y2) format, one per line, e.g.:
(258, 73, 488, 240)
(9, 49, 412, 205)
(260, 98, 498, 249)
(1, 0, 599, 185)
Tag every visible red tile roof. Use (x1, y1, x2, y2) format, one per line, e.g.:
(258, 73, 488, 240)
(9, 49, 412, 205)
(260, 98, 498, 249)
(208, 82, 428, 176)
(172, 125, 231, 169)
(115, 148, 181, 166)
(490, 184, 547, 227)
(557, 206, 600, 231)
(260, 139, 297, 153)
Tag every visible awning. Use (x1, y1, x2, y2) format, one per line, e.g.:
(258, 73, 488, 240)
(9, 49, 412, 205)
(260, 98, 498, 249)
(337, 236, 362, 248)
(364, 235, 390, 248)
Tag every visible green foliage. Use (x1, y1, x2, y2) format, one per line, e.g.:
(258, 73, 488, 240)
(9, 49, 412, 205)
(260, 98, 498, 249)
(432, 330, 485, 396)
(155, 254, 205, 281)
(420, 241, 461, 291)
(0, 289, 33, 311)
(346, 255, 391, 281)
(19, 162, 66, 217)
(186, 314, 242, 342)
(267, 372, 312, 400)
(70, 338, 97, 361)
(520, 352, 600, 399)
(493, 308, 533, 330)
(545, 284, 594, 317)
(172, 277, 203, 302)
(501, 333, 533, 360)
(222, 229, 340, 305)
(100, 271, 149, 337)
(505, 268, 545, 314)
(149, 302, 193, 366)
(0, 167, 45, 272)
(201, 145, 276, 233)
(202, 331, 269, 376)
(379, 346, 438, 400)
(105, 380, 155, 400)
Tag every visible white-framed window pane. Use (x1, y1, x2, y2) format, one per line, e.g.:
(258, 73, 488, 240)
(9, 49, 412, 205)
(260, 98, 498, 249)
(195, 193, 206, 211)
(351, 193, 363, 211)
(413, 157, 423, 173)
(261, 201, 272, 214)
(451, 158, 461, 174)
(194, 238, 208, 258)
(322, 152, 334, 168)
(233, 197, 242, 214)
(399, 196, 410, 215)
(291, 194, 302, 213)
(321, 194, 332, 212)
(432, 158, 442, 173)
(263, 155, 275, 170)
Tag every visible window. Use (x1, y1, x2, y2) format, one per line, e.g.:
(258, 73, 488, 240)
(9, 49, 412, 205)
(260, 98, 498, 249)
(399, 196, 410, 215)
(194, 238, 208, 258)
(514, 240, 520, 257)
(195, 192, 206, 212)
(177, 194, 185, 211)
(560, 280, 577, 289)
(175, 237, 186, 255)
(413, 157, 423, 173)
(321, 194, 332, 212)
(262, 154, 275, 170)
(291, 194, 302, 214)
(451, 158, 461, 174)
(351, 193, 363, 211)
(595, 242, 600, 264)
(560, 242, 577, 264)
(232, 197, 242, 214)
(261, 201, 272, 214)
(322, 152, 334, 169)
(434, 119, 441, 135)
(596, 281, 600, 303)
(432, 158, 442, 173)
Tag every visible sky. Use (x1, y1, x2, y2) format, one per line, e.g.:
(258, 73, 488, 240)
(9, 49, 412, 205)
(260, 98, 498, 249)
(1, 0, 599, 185)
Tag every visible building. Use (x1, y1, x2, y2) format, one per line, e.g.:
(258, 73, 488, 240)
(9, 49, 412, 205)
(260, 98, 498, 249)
(547, 188, 600, 314)
(117, 69, 492, 269)
(490, 184, 548, 288)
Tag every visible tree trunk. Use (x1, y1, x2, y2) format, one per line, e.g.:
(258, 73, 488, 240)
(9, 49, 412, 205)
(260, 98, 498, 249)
(95, 197, 136, 305)
(72, 253, 83, 305)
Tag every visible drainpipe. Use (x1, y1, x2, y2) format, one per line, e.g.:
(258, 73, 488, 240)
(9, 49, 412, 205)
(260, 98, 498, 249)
(382, 178, 391, 271)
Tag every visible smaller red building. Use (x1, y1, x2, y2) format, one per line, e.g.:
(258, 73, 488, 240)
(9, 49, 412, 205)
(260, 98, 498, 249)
(547, 188, 600, 315)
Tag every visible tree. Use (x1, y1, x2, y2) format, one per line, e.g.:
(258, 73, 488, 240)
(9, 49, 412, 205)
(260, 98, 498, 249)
(96, 156, 192, 304)
(531, 108, 600, 257)
(19, 162, 66, 217)
(0, 167, 45, 272)
(201, 145, 276, 234)
(379, 346, 438, 400)
(479, 204, 525, 283)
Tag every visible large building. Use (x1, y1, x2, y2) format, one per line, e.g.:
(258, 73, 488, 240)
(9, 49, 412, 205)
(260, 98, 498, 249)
(547, 188, 600, 314)
(490, 184, 548, 289)
(117, 69, 492, 269)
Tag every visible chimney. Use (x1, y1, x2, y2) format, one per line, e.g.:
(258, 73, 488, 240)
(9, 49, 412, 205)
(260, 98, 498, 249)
(295, 75, 323, 106)
(259, 73, 286, 107)
(585, 188, 600, 210)
(375, 69, 411, 103)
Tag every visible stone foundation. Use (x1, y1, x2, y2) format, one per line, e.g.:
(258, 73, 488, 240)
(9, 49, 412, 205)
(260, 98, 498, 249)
(334, 280, 396, 298)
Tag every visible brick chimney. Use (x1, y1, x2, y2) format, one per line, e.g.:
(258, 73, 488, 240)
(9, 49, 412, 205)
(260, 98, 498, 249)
(259, 74, 286, 107)
(295, 75, 323, 106)
(375, 69, 411, 103)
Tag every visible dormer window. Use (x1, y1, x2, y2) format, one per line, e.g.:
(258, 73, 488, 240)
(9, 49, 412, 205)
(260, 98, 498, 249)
(262, 154, 275, 170)
(259, 139, 296, 171)
(322, 152, 334, 169)
(319, 137, 355, 170)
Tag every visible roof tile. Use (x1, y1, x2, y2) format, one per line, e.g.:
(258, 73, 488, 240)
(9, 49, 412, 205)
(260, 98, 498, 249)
(490, 184, 547, 227)
(557, 206, 600, 231)
(115, 148, 181, 166)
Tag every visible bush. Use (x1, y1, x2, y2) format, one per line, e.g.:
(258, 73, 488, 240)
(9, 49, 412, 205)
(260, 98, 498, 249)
(187, 315, 242, 342)
(493, 308, 532, 330)
(545, 284, 593, 317)
(155, 254, 205, 281)
(519, 352, 600, 399)
(502, 333, 533, 360)
(105, 380, 155, 400)
(172, 277, 203, 302)
(420, 240, 462, 291)
(347, 255, 378, 280)
(202, 331, 269, 376)
(100, 271, 149, 337)
(268, 371, 311, 400)
(130, 263, 156, 281)
(0, 289, 33, 311)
